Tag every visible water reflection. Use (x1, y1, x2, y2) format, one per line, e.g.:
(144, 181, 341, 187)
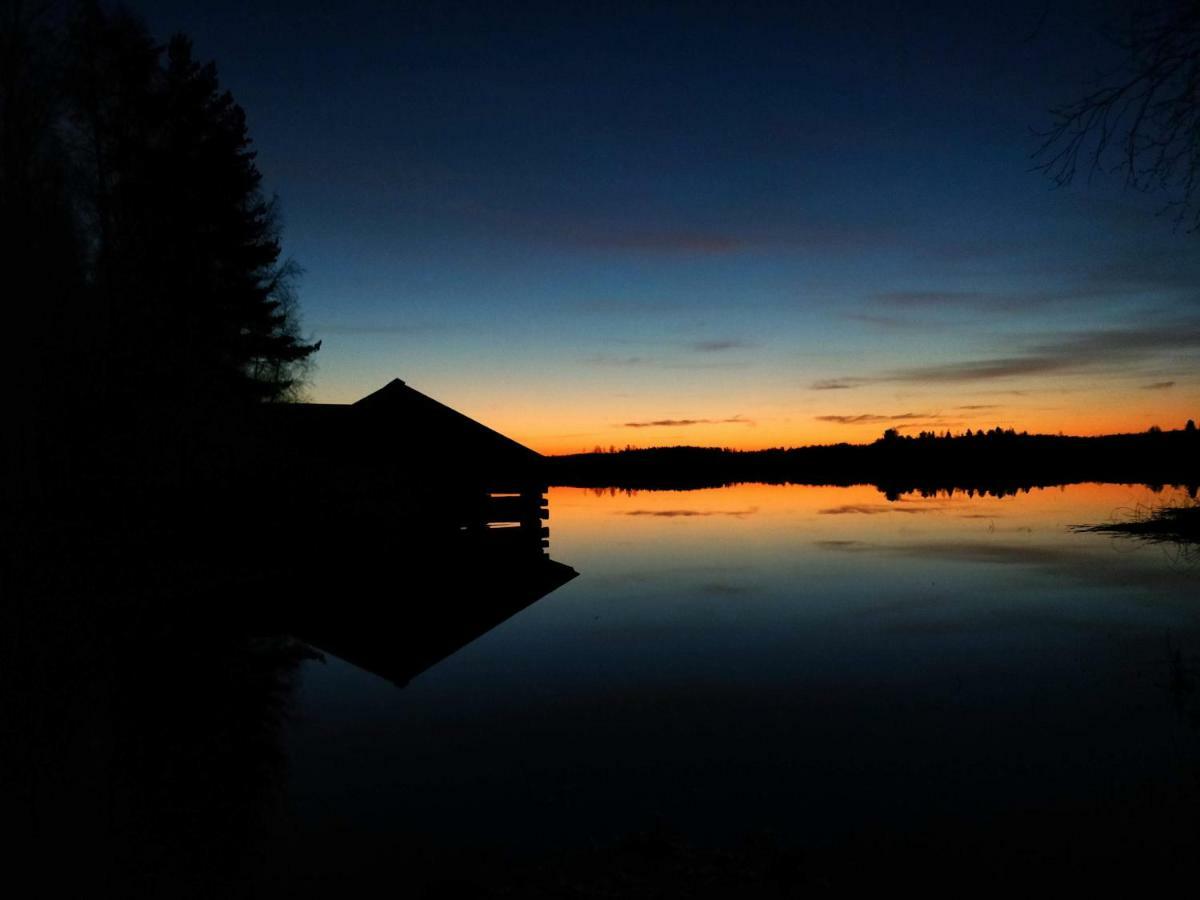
(1, 597, 312, 898)
(294, 556, 577, 688)
(284, 482, 578, 686)
(2, 482, 578, 897)
(6, 481, 1199, 893)
(284, 482, 1200, 891)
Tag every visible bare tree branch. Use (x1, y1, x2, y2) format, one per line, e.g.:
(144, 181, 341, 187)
(1033, 1, 1200, 229)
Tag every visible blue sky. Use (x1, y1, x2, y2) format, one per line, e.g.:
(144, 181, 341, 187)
(141, 0, 1199, 450)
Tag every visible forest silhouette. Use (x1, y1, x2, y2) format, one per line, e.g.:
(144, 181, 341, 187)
(549, 424, 1200, 497)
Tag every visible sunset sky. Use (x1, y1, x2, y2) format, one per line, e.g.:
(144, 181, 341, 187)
(145, 0, 1199, 453)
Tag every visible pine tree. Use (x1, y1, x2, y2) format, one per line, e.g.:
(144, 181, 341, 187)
(0, 2, 326, 501)
(63, 3, 318, 412)
(157, 34, 319, 403)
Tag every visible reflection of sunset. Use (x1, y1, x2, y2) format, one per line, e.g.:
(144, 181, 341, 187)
(548, 481, 1185, 555)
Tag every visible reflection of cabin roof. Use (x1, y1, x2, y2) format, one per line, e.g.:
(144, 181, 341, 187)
(268, 378, 541, 480)
(295, 556, 578, 687)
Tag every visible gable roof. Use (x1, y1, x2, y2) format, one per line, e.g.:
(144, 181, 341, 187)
(352, 379, 540, 465)
(265, 378, 542, 486)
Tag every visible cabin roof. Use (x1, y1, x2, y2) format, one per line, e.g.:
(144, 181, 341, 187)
(266, 379, 540, 482)
(351, 378, 540, 462)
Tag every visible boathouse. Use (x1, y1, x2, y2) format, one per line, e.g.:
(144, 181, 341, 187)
(265, 378, 549, 557)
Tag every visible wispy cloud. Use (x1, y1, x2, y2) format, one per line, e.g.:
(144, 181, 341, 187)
(622, 415, 753, 428)
(898, 324, 1200, 382)
(893, 356, 1067, 382)
(815, 412, 934, 425)
(811, 378, 867, 390)
(1142, 380, 1176, 390)
(867, 246, 1200, 316)
(689, 339, 755, 352)
(814, 320, 1200, 387)
(586, 354, 652, 366)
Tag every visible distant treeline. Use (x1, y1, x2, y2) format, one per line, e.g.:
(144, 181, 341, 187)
(546, 425, 1200, 497)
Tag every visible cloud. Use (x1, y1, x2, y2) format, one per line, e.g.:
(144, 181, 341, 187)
(811, 378, 867, 390)
(892, 356, 1068, 382)
(907, 324, 1200, 382)
(1142, 380, 1176, 390)
(956, 404, 1000, 410)
(868, 242, 1200, 316)
(816, 320, 1200, 387)
(586, 354, 652, 366)
(689, 339, 755, 352)
(815, 412, 934, 425)
(623, 415, 753, 428)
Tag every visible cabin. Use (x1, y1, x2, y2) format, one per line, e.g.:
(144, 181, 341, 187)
(263, 379, 550, 558)
(263, 380, 577, 685)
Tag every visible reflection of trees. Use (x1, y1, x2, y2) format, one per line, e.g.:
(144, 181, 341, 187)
(1, 581, 313, 898)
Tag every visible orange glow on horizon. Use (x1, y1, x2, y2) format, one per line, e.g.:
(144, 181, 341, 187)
(509, 403, 1200, 456)
(310, 375, 1199, 457)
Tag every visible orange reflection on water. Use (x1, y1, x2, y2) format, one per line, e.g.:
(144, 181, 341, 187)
(547, 481, 1187, 559)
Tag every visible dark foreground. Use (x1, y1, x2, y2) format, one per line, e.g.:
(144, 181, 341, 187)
(5, 481, 1200, 897)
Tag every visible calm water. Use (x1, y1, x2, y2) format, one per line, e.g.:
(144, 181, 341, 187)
(286, 482, 1199, 858)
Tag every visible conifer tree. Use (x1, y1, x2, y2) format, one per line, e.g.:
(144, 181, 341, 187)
(63, 2, 319, 411)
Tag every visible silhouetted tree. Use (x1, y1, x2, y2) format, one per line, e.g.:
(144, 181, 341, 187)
(2, 2, 319, 503)
(2, 0, 90, 501)
(62, 3, 318, 408)
(1035, 1, 1200, 228)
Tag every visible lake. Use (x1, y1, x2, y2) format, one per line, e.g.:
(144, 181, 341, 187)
(283, 481, 1200, 886)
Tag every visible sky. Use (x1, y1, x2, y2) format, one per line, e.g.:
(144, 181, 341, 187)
(140, 0, 1200, 453)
